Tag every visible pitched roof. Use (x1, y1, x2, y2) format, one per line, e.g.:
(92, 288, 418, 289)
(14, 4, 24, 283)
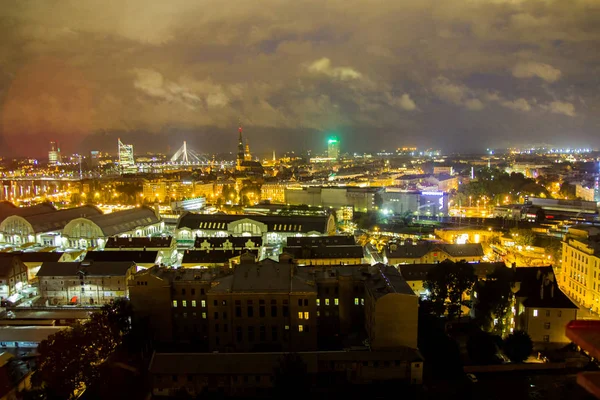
(514, 266, 578, 309)
(84, 250, 158, 263)
(283, 245, 364, 259)
(386, 242, 484, 259)
(181, 249, 257, 264)
(210, 260, 316, 294)
(193, 236, 262, 249)
(286, 235, 355, 247)
(176, 213, 330, 233)
(37, 261, 135, 277)
(21, 205, 102, 233)
(0, 202, 56, 221)
(104, 236, 173, 249)
(365, 263, 415, 298)
(0, 257, 22, 277)
(83, 207, 160, 236)
(0, 251, 63, 263)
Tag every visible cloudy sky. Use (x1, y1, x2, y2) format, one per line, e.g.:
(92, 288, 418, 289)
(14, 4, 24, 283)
(1, 0, 599, 157)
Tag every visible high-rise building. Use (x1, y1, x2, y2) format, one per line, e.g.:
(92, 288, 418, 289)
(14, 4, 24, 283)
(118, 139, 135, 173)
(48, 141, 61, 165)
(89, 150, 100, 168)
(327, 137, 340, 159)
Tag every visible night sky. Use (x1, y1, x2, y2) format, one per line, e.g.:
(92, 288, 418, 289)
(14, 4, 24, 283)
(1, 0, 599, 157)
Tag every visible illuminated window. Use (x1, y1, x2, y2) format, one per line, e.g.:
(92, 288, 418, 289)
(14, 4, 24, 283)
(325, 299, 330, 306)
(334, 298, 339, 306)
(298, 325, 304, 332)
(316, 299, 320, 306)
(361, 298, 364, 305)
(182, 300, 187, 307)
(172, 300, 177, 307)
(192, 300, 196, 307)
(285, 325, 289, 330)
(304, 312, 309, 319)
(202, 312, 207, 319)
(201, 300, 206, 308)
(317, 311, 320, 317)
(354, 298, 359, 305)
(298, 312, 303, 319)
(533, 309, 538, 317)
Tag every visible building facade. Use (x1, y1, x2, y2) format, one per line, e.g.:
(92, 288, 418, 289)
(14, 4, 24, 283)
(560, 225, 600, 312)
(37, 261, 136, 305)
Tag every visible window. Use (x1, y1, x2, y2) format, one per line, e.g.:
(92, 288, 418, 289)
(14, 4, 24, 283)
(201, 288, 205, 295)
(558, 310, 562, 317)
(236, 306, 242, 317)
(182, 300, 187, 307)
(325, 299, 330, 306)
(215, 324, 219, 333)
(533, 309, 538, 317)
(224, 324, 228, 332)
(283, 305, 289, 317)
(298, 299, 303, 306)
(543, 335, 550, 342)
(202, 312, 207, 319)
(272, 326, 278, 341)
(222, 300, 227, 306)
(316, 299, 320, 306)
(172, 300, 177, 307)
(236, 327, 242, 342)
(298, 325, 304, 332)
(182, 289, 186, 295)
(191, 289, 195, 295)
(298, 312, 303, 319)
(354, 298, 359, 305)
(544, 322, 551, 330)
(260, 305, 265, 317)
(304, 312, 309, 319)
(334, 298, 339, 306)
(271, 306, 277, 317)
(361, 298, 364, 306)
(214, 300, 218, 306)
(259, 325, 266, 341)
(192, 300, 196, 307)
(247, 306, 254, 317)
(214, 312, 219, 320)
(285, 325, 290, 330)
(304, 299, 308, 306)
(201, 300, 206, 308)
(545, 310, 551, 317)
(248, 326, 255, 341)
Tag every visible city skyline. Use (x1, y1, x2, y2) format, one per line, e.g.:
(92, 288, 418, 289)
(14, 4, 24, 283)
(1, 1, 600, 157)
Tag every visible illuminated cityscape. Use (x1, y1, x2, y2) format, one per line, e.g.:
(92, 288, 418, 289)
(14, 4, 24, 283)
(1, 1, 600, 399)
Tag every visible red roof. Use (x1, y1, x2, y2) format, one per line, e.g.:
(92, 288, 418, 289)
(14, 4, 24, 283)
(566, 320, 600, 398)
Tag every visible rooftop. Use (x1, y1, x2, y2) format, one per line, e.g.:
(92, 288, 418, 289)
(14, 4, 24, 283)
(104, 236, 173, 249)
(37, 261, 136, 277)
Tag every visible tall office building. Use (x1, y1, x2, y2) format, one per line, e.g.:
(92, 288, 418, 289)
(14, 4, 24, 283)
(118, 139, 135, 173)
(328, 137, 340, 159)
(89, 150, 100, 168)
(48, 141, 61, 165)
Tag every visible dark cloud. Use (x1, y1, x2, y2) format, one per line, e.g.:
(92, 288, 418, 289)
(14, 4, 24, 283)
(1, 0, 599, 157)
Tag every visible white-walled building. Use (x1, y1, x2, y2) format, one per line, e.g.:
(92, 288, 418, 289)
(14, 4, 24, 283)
(0, 205, 101, 247)
(37, 260, 137, 305)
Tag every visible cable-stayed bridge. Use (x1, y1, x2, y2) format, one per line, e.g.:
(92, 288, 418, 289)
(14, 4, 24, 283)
(170, 141, 210, 165)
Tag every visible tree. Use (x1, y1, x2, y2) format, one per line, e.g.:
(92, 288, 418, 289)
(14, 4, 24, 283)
(503, 330, 533, 363)
(472, 269, 514, 334)
(31, 300, 133, 399)
(509, 228, 536, 247)
(423, 260, 476, 319)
